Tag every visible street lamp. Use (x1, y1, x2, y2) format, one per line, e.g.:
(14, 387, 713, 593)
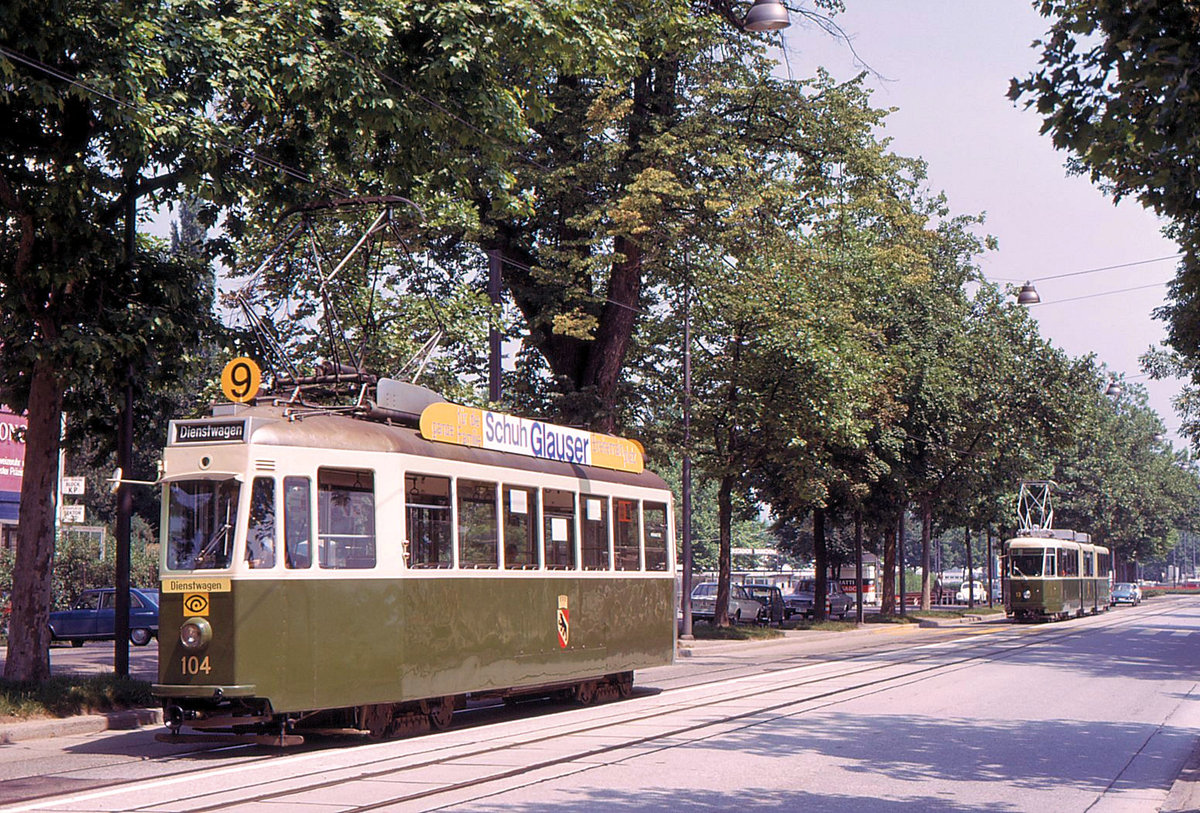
(744, 0, 792, 31)
(1016, 281, 1041, 305)
(1105, 379, 1123, 398)
(680, 264, 695, 639)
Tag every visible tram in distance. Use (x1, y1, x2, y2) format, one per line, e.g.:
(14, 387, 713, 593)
(1005, 529, 1112, 622)
(152, 380, 676, 745)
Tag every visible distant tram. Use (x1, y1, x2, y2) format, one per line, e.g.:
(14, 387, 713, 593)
(152, 383, 676, 744)
(1005, 529, 1111, 621)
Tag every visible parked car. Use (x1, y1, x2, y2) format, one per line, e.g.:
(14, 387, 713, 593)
(956, 581, 987, 603)
(1111, 582, 1141, 606)
(783, 579, 852, 620)
(48, 587, 159, 647)
(742, 584, 786, 625)
(690, 582, 764, 624)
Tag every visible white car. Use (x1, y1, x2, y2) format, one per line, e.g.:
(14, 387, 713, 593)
(690, 582, 764, 624)
(956, 581, 986, 603)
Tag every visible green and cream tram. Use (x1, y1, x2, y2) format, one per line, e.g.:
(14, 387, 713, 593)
(152, 390, 676, 743)
(1005, 529, 1111, 622)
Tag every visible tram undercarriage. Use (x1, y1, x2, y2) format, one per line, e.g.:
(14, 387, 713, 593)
(156, 671, 635, 747)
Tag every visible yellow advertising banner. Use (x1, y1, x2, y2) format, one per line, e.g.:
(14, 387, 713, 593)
(419, 402, 644, 474)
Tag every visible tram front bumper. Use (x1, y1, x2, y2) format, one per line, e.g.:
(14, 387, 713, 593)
(153, 683, 259, 700)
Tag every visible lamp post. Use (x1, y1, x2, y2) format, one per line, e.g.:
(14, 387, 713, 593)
(680, 272, 694, 639)
(488, 250, 502, 402)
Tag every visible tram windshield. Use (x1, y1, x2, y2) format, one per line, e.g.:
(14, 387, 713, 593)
(167, 478, 240, 570)
(1009, 549, 1045, 578)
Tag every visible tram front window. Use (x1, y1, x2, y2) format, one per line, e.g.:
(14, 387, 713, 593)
(1009, 549, 1044, 578)
(167, 478, 240, 570)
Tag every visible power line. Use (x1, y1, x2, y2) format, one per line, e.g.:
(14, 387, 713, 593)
(1025, 280, 1168, 307)
(991, 253, 1181, 284)
(1030, 254, 1182, 283)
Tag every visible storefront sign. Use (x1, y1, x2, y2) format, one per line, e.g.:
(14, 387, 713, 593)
(0, 409, 26, 495)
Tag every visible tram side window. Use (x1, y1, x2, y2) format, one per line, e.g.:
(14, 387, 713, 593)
(643, 502, 669, 571)
(503, 485, 538, 569)
(543, 488, 576, 569)
(407, 474, 452, 568)
(581, 496, 610, 570)
(614, 498, 640, 571)
(245, 477, 276, 569)
(1084, 552, 1095, 577)
(1057, 548, 1078, 577)
(458, 479, 498, 568)
(317, 468, 376, 569)
(284, 476, 312, 569)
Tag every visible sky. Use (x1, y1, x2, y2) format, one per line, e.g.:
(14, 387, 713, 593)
(785, 2, 1186, 444)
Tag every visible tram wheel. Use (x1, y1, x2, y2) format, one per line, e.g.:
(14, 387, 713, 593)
(614, 672, 633, 699)
(428, 696, 455, 731)
(574, 680, 599, 706)
(360, 703, 396, 740)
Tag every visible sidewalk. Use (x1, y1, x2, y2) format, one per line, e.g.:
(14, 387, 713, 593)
(0, 707, 162, 744)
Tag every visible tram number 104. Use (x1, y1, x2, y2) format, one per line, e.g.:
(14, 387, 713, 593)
(180, 655, 212, 676)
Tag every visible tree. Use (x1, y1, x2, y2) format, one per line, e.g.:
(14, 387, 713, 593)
(1, 0, 643, 681)
(1011, 2, 1200, 440)
(1051, 381, 1200, 572)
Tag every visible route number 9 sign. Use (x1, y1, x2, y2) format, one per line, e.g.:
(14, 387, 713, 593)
(221, 357, 262, 403)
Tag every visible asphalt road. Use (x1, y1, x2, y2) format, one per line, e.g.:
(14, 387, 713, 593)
(1, 599, 1198, 812)
(0, 639, 158, 682)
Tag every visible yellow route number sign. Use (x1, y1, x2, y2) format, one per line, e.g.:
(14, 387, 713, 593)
(221, 357, 261, 403)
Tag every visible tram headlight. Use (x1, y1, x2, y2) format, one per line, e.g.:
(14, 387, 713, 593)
(1022, 589, 1031, 599)
(180, 617, 212, 650)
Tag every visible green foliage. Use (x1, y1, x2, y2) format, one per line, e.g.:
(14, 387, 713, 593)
(0, 675, 154, 720)
(1012, 1, 1200, 446)
(51, 522, 158, 611)
(688, 621, 783, 641)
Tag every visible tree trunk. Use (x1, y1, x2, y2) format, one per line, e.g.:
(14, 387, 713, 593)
(965, 527, 974, 609)
(715, 473, 734, 626)
(813, 506, 827, 622)
(897, 509, 907, 617)
(920, 498, 933, 611)
(853, 512, 864, 624)
(4, 358, 63, 681)
(881, 517, 896, 617)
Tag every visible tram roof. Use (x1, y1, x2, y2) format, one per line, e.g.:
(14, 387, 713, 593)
(185, 405, 669, 491)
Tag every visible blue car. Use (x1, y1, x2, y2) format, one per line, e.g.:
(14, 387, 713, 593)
(49, 587, 159, 647)
(1110, 582, 1141, 606)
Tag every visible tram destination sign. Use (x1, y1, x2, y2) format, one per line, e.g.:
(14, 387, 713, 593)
(419, 403, 644, 474)
(171, 420, 246, 445)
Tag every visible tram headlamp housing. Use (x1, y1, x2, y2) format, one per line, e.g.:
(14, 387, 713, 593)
(1022, 589, 1031, 599)
(180, 617, 212, 650)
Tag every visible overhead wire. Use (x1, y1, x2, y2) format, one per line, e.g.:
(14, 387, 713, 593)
(990, 254, 1182, 284)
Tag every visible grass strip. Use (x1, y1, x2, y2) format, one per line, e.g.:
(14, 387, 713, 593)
(0, 674, 154, 721)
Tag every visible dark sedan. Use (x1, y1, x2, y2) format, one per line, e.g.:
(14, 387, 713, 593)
(784, 579, 852, 620)
(49, 587, 159, 646)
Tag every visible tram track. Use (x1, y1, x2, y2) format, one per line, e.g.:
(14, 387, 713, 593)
(6, 599, 1176, 812)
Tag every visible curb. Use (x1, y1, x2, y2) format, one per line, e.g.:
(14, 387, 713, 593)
(1162, 737, 1200, 812)
(676, 617, 939, 657)
(0, 707, 162, 744)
